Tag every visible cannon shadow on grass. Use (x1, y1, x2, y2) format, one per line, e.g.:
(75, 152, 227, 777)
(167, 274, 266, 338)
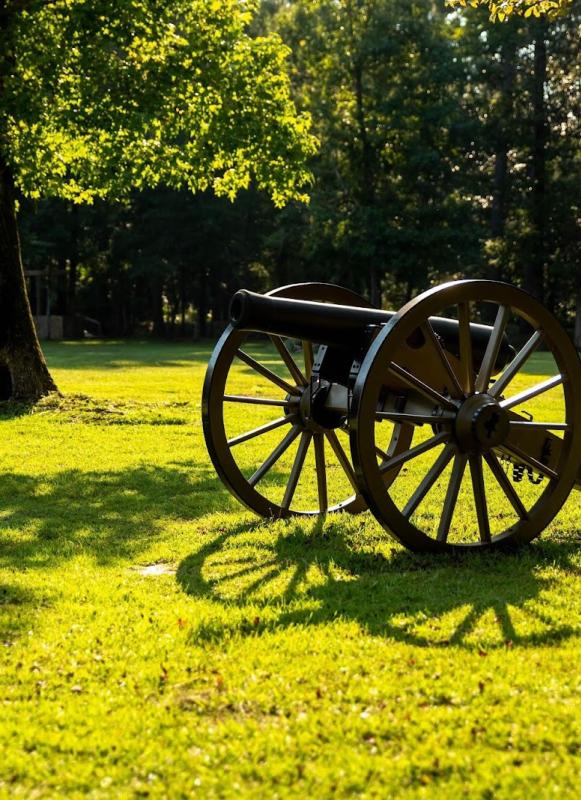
(176, 519, 580, 650)
(0, 453, 577, 649)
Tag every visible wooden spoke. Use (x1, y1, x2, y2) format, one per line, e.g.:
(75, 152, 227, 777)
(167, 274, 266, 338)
(375, 444, 390, 461)
(500, 374, 563, 411)
(509, 421, 569, 431)
(502, 441, 558, 481)
(270, 335, 307, 386)
(303, 341, 314, 380)
(224, 395, 291, 408)
(421, 322, 464, 398)
(458, 302, 474, 395)
(235, 349, 301, 396)
(326, 430, 359, 493)
(437, 453, 467, 542)
(379, 431, 450, 475)
(489, 330, 543, 398)
(249, 425, 302, 487)
(281, 431, 312, 511)
(228, 415, 296, 447)
(483, 451, 528, 520)
(469, 454, 491, 543)
(475, 305, 511, 394)
(313, 433, 328, 513)
(403, 444, 455, 519)
(387, 362, 457, 411)
(376, 411, 454, 425)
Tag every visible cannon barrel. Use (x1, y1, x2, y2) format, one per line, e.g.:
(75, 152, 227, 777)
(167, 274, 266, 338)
(230, 289, 391, 348)
(229, 289, 515, 372)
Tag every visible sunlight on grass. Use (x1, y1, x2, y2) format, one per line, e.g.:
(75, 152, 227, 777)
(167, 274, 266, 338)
(0, 340, 579, 798)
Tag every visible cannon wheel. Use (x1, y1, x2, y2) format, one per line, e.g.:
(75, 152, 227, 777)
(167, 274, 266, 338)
(350, 280, 581, 552)
(202, 283, 413, 518)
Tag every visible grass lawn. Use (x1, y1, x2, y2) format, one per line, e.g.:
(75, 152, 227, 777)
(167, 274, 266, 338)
(1, 339, 579, 798)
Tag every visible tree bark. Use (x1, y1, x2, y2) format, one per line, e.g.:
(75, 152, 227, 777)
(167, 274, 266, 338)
(0, 156, 57, 401)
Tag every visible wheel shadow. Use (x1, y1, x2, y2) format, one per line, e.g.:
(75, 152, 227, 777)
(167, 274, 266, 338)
(177, 518, 580, 650)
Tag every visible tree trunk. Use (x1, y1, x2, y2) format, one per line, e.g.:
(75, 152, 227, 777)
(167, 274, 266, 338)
(180, 266, 187, 334)
(353, 58, 380, 307)
(488, 34, 517, 284)
(490, 149, 508, 242)
(0, 157, 57, 401)
(490, 40, 516, 246)
(524, 21, 547, 302)
(197, 277, 208, 338)
(575, 282, 581, 350)
(151, 276, 165, 337)
(67, 203, 79, 335)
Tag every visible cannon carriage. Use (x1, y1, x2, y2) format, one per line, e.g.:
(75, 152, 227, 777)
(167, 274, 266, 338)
(202, 280, 581, 552)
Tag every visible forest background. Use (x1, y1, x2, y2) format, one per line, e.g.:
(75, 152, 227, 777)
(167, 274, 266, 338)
(19, 0, 581, 343)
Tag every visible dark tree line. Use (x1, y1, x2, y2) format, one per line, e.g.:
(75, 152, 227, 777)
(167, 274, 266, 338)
(18, 1, 581, 345)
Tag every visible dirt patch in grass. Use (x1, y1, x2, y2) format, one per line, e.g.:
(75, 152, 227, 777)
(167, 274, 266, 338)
(0, 393, 193, 425)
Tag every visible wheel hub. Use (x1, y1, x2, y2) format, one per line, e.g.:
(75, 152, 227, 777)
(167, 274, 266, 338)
(296, 379, 345, 431)
(454, 394, 510, 452)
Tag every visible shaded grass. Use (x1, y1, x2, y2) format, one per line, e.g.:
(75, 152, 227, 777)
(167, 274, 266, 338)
(0, 340, 579, 798)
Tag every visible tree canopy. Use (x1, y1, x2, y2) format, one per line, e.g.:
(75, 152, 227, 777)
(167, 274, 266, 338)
(1, 0, 316, 207)
(0, 0, 318, 401)
(445, 0, 573, 21)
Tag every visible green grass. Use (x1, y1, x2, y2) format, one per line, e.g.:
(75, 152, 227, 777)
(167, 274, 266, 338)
(1, 340, 579, 799)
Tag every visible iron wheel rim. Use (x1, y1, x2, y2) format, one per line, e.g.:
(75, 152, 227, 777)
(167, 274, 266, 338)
(351, 280, 581, 552)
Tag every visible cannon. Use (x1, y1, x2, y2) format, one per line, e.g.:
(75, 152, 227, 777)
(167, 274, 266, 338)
(202, 280, 581, 552)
